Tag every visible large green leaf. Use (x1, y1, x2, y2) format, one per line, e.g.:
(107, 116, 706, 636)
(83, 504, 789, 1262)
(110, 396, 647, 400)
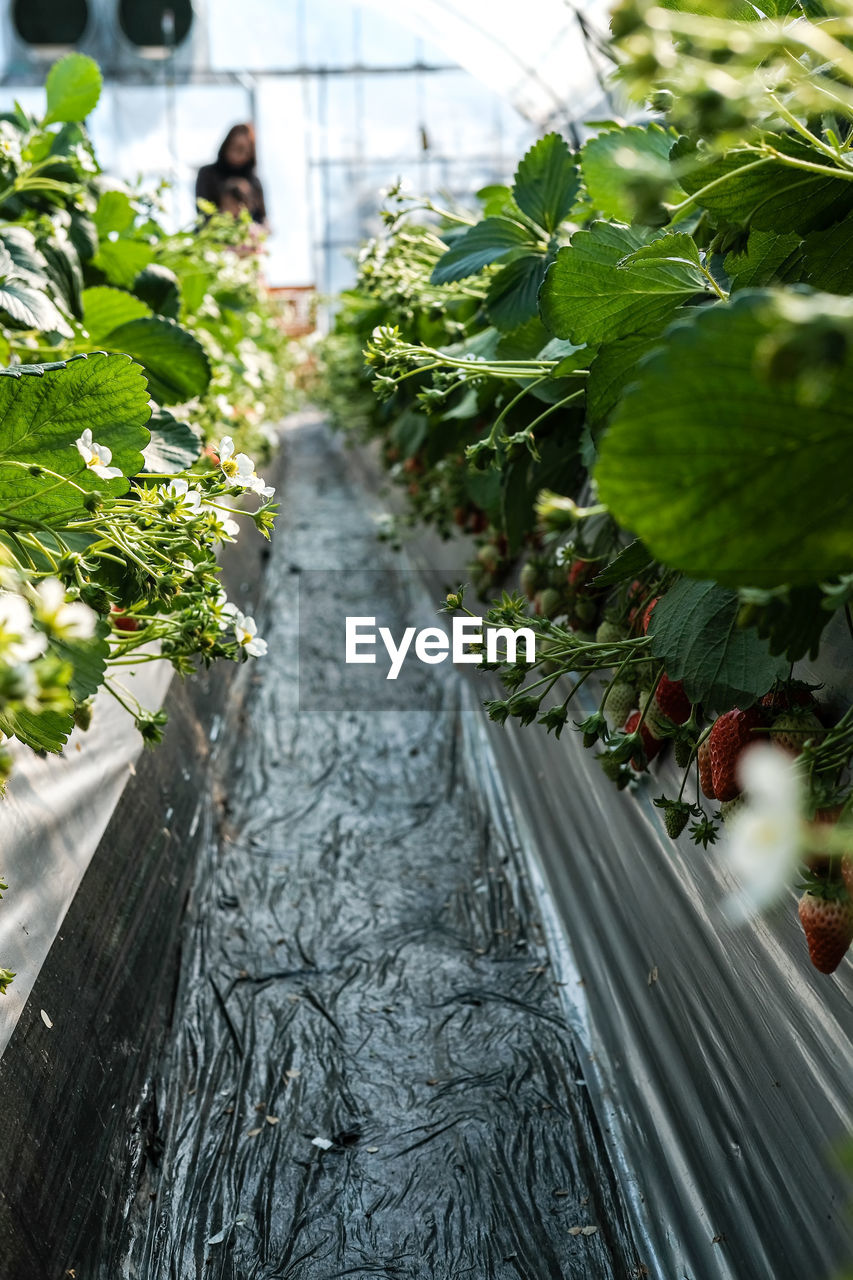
(430, 217, 538, 285)
(0, 250, 68, 334)
(44, 54, 102, 125)
(39, 234, 84, 319)
(100, 315, 211, 403)
(0, 354, 150, 522)
(580, 124, 681, 223)
(93, 189, 135, 236)
(82, 285, 152, 341)
(586, 334, 660, 431)
(540, 223, 706, 345)
(595, 289, 853, 586)
(512, 133, 580, 234)
(142, 409, 203, 473)
(678, 140, 853, 234)
(133, 264, 180, 318)
(724, 229, 803, 292)
(801, 218, 853, 294)
(0, 225, 49, 287)
(51, 619, 110, 702)
(647, 579, 787, 710)
(486, 253, 547, 331)
(92, 238, 154, 289)
(0, 705, 73, 753)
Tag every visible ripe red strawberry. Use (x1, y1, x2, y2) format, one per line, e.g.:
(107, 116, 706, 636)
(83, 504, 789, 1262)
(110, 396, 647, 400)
(625, 710, 662, 770)
(653, 674, 691, 725)
(641, 597, 660, 635)
(698, 738, 715, 799)
(567, 558, 591, 589)
(797, 889, 853, 974)
(761, 683, 814, 712)
(708, 706, 763, 802)
(843, 858, 853, 901)
(111, 607, 139, 633)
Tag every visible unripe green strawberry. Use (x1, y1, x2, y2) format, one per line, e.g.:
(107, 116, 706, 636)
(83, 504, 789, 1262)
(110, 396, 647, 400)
(595, 619, 627, 645)
(662, 801, 691, 839)
(770, 709, 825, 756)
(602, 681, 636, 731)
(520, 561, 539, 600)
(537, 587, 562, 619)
(719, 795, 747, 825)
(674, 736, 693, 768)
(633, 659, 656, 689)
(571, 596, 598, 628)
(598, 752, 624, 782)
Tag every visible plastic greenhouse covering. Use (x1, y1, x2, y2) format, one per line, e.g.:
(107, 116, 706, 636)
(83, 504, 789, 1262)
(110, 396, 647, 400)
(2, 0, 614, 291)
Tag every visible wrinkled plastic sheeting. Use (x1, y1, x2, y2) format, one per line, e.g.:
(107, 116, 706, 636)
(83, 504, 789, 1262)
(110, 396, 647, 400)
(102, 419, 639, 1279)
(350, 437, 853, 1280)
(0, 657, 173, 1056)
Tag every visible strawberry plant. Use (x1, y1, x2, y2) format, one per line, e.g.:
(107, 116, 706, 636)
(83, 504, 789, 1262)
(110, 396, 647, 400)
(320, 0, 853, 975)
(0, 54, 294, 991)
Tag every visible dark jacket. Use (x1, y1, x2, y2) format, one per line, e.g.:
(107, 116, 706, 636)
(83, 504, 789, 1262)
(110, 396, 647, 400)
(195, 163, 266, 224)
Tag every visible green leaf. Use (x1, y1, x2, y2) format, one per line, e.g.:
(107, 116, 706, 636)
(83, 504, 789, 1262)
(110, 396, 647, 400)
(801, 218, 853, 294)
(44, 54, 102, 125)
(587, 334, 659, 432)
(430, 217, 537, 285)
(142, 409, 203, 473)
(590, 538, 653, 588)
(0, 225, 49, 286)
(92, 238, 154, 289)
(580, 124, 682, 223)
(101, 316, 211, 403)
(39, 234, 84, 319)
(93, 189, 135, 236)
(82, 285, 151, 341)
(678, 140, 853, 235)
(486, 253, 547, 331)
(133, 264, 180, 318)
(51, 619, 110, 702)
(540, 223, 706, 345)
(0, 353, 150, 523)
(595, 290, 853, 586)
(0, 259, 68, 334)
(512, 133, 580, 234)
(724, 229, 803, 292)
(477, 184, 512, 216)
(647, 579, 787, 709)
(0, 705, 73, 753)
(69, 210, 98, 262)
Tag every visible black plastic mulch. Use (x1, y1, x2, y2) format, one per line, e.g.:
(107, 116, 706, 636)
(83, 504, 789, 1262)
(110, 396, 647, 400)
(104, 419, 639, 1280)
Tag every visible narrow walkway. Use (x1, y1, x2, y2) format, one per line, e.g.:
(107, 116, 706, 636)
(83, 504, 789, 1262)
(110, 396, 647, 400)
(107, 420, 636, 1280)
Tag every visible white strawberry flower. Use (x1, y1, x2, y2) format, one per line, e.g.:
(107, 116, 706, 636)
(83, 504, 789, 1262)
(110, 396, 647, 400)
(232, 610, 267, 657)
(75, 428, 123, 480)
(31, 578, 96, 641)
(247, 473, 275, 499)
(0, 591, 47, 662)
(217, 437, 274, 496)
(721, 744, 803, 922)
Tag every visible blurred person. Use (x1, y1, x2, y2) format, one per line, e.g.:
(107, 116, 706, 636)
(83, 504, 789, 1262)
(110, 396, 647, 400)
(196, 123, 267, 226)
